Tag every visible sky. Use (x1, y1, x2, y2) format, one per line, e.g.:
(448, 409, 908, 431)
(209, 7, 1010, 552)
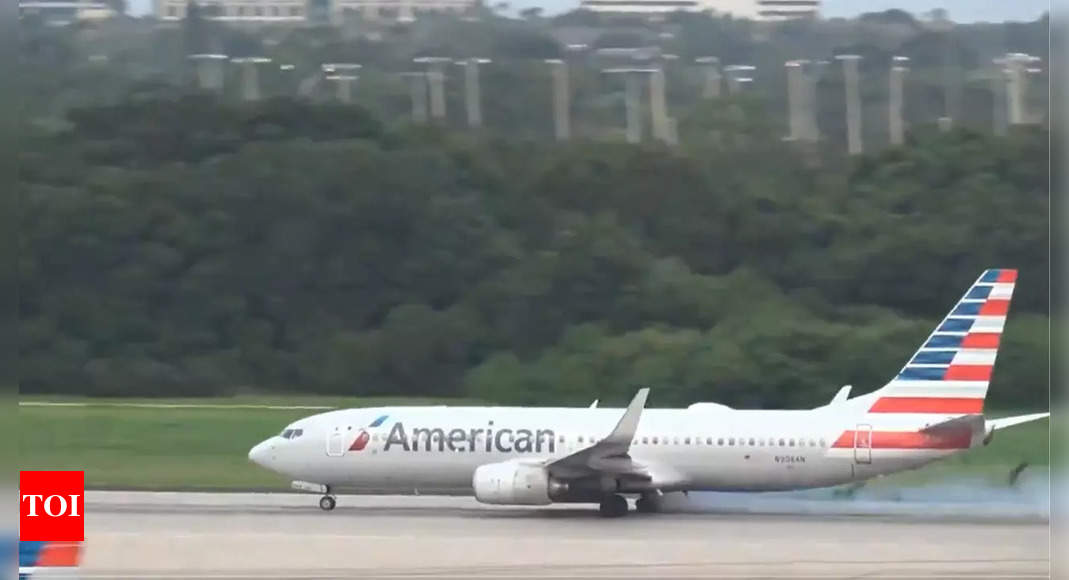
(127, 0, 1051, 23)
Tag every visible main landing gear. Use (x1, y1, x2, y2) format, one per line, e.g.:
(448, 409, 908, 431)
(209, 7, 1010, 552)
(319, 486, 336, 511)
(598, 493, 664, 517)
(598, 494, 628, 518)
(635, 493, 662, 514)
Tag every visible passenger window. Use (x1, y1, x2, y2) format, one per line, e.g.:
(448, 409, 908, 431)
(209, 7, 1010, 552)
(728, 438, 735, 446)
(652, 437, 658, 444)
(706, 437, 712, 445)
(558, 435, 565, 443)
(748, 438, 755, 446)
(578, 436, 584, 444)
(809, 439, 816, 447)
(642, 437, 648, 444)
(788, 438, 795, 447)
(684, 437, 691, 445)
(820, 438, 827, 447)
(717, 438, 724, 446)
(778, 438, 785, 446)
(673, 437, 679, 445)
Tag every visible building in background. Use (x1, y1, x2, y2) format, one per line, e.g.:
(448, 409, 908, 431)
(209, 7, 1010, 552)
(156, 0, 307, 21)
(156, 0, 475, 22)
(578, 0, 819, 20)
(19, 0, 117, 23)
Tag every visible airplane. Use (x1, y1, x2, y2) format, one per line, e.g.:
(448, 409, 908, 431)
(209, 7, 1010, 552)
(248, 268, 1049, 517)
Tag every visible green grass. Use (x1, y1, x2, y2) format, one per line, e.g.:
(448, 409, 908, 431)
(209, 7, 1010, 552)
(18, 396, 1053, 491)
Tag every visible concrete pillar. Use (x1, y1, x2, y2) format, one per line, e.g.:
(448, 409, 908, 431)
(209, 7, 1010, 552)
(649, 66, 669, 142)
(402, 73, 428, 122)
(234, 60, 268, 102)
(399, 1, 414, 22)
(801, 62, 823, 142)
(465, 62, 481, 128)
(889, 58, 908, 146)
(460, 59, 489, 129)
(547, 59, 571, 140)
(1004, 57, 1030, 126)
(189, 54, 228, 92)
(696, 57, 721, 98)
(328, 75, 356, 103)
(428, 69, 446, 121)
(665, 117, 678, 146)
(785, 61, 803, 140)
(837, 55, 862, 155)
(624, 73, 642, 144)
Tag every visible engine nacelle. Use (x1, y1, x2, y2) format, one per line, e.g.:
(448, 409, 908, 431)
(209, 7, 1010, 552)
(472, 460, 555, 505)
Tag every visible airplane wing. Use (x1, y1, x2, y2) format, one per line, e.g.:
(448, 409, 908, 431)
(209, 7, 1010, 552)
(546, 388, 649, 480)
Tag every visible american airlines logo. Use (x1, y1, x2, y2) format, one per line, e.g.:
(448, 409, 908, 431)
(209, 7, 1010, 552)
(367, 421, 557, 454)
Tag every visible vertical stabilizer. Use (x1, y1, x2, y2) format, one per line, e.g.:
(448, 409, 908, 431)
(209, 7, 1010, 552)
(868, 268, 1017, 415)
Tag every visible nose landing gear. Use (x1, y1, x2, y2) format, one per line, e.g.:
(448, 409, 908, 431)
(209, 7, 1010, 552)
(318, 485, 336, 511)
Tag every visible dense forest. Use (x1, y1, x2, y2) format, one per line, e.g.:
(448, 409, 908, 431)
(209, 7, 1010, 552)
(18, 93, 1049, 408)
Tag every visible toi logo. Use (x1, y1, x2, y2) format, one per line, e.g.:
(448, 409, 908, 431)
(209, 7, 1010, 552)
(20, 471, 85, 541)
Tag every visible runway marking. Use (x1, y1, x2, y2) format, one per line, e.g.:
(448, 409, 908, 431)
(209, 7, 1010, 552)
(19, 401, 336, 410)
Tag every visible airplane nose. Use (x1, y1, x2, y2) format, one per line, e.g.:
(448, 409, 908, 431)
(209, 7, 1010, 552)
(248, 440, 272, 466)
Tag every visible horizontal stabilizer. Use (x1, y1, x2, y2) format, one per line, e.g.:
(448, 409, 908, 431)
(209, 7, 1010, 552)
(920, 414, 984, 434)
(987, 412, 1049, 431)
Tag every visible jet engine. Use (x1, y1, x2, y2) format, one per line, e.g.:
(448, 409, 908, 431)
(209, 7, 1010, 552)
(472, 461, 566, 505)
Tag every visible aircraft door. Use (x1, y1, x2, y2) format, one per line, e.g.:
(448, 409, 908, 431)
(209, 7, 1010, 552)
(853, 424, 872, 464)
(326, 427, 346, 457)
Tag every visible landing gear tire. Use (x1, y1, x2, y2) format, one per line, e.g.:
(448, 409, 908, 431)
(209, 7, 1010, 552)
(319, 495, 336, 511)
(598, 494, 629, 518)
(635, 494, 661, 514)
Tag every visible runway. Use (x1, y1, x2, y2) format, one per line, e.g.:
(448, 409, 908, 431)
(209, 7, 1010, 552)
(78, 491, 1050, 578)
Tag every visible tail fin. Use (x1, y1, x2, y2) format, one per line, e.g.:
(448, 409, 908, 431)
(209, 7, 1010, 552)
(868, 268, 1017, 415)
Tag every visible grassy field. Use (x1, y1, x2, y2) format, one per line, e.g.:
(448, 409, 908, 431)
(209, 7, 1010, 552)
(18, 396, 1053, 491)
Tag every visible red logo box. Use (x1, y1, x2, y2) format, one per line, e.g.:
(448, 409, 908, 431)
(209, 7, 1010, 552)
(20, 471, 85, 541)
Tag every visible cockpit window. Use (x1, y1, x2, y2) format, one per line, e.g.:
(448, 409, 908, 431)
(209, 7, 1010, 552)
(281, 429, 294, 439)
(280, 428, 304, 440)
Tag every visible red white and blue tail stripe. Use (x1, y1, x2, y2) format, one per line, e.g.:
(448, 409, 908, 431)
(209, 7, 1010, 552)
(869, 268, 1016, 415)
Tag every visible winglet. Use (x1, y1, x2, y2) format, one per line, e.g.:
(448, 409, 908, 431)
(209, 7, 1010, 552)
(589, 399, 599, 408)
(602, 388, 649, 446)
(831, 385, 851, 404)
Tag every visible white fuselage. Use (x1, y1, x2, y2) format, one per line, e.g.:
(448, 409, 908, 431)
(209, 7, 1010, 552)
(248, 396, 975, 496)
